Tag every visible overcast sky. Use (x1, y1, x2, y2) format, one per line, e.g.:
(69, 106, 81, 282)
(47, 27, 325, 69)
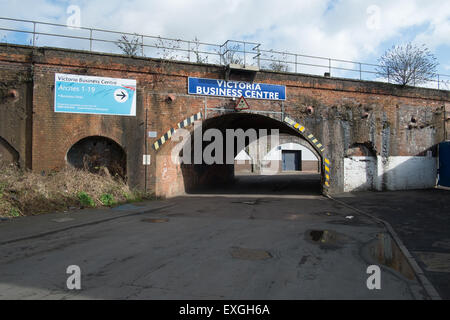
(1, 0, 449, 76)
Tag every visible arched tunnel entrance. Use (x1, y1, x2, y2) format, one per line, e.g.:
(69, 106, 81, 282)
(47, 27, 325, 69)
(66, 136, 127, 179)
(171, 113, 324, 196)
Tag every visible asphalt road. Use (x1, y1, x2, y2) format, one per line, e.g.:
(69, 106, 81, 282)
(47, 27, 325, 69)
(335, 188, 450, 299)
(0, 175, 434, 299)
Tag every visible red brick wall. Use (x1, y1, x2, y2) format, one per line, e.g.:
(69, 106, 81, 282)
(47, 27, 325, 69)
(1, 43, 449, 196)
(0, 54, 32, 168)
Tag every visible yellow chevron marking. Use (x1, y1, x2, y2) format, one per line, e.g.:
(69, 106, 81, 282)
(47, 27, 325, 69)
(325, 165, 330, 172)
(167, 130, 172, 138)
(325, 181, 329, 187)
(294, 123, 300, 129)
(299, 126, 305, 132)
(312, 138, 318, 143)
(316, 143, 322, 148)
(308, 134, 314, 139)
(324, 158, 330, 165)
(326, 174, 329, 180)
(153, 142, 159, 150)
(160, 136, 166, 144)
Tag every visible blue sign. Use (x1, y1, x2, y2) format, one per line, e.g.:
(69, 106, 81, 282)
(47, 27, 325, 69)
(188, 77, 286, 100)
(438, 141, 450, 187)
(54, 73, 136, 116)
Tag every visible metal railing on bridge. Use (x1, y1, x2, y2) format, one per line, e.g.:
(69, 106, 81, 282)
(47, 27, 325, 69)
(1, 17, 449, 90)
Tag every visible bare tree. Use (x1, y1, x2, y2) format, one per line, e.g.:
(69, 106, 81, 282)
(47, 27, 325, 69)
(261, 50, 289, 72)
(376, 43, 438, 85)
(268, 61, 289, 72)
(268, 51, 289, 72)
(116, 34, 141, 56)
(154, 36, 182, 60)
(191, 36, 208, 63)
(221, 43, 244, 65)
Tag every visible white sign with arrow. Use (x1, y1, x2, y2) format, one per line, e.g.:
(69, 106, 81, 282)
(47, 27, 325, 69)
(114, 88, 129, 103)
(54, 73, 136, 116)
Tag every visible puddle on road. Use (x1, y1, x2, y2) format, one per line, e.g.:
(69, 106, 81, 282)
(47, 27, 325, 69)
(310, 230, 327, 242)
(141, 218, 169, 223)
(305, 229, 348, 250)
(230, 247, 272, 260)
(370, 233, 416, 280)
(306, 230, 416, 280)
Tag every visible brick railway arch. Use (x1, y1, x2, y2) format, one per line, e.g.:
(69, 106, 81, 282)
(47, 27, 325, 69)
(153, 112, 331, 197)
(66, 135, 127, 179)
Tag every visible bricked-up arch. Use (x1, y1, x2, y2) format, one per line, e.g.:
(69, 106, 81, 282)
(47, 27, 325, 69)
(0, 136, 19, 165)
(158, 112, 329, 196)
(66, 136, 127, 179)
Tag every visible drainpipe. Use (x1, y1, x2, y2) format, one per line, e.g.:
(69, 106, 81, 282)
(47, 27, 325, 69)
(26, 49, 36, 170)
(444, 103, 448, 141)
(144, 107, 148, 193)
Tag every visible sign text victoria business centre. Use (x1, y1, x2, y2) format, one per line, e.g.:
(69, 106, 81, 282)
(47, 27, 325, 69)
(188, 77, 286, 101)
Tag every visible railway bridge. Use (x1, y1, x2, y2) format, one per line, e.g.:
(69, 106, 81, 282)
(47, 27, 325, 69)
(1, 43, 449, 197)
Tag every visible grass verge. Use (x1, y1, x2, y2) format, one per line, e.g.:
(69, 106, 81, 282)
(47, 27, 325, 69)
(0, 162, 155, 218)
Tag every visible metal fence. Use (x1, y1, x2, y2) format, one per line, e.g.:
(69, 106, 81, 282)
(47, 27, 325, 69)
(1, 17, 449, 90)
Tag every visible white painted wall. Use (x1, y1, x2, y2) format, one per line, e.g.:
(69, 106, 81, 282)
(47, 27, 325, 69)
(382, 156, 437, 190)
(344, 157, 377, 192)
(263, 143, 318, 161)
(235, 143, 319, 161)
(344, 156, 437, 192)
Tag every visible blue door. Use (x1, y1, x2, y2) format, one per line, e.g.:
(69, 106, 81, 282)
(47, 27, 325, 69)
(438, 141, 450, 187)
(282, 150, 301, 171)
